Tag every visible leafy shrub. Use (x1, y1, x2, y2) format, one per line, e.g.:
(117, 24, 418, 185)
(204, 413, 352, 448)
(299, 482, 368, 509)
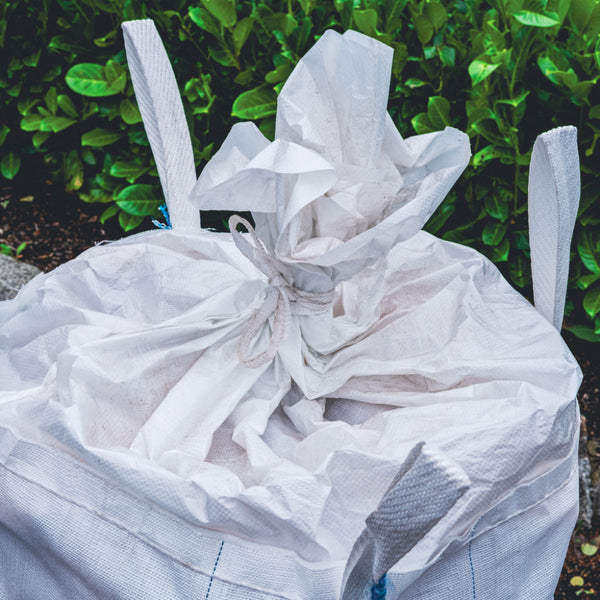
(1, 0, 600, 339)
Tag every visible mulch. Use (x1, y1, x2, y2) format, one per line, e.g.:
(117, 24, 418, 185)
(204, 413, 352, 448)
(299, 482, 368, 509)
(1, 182, 599, 598)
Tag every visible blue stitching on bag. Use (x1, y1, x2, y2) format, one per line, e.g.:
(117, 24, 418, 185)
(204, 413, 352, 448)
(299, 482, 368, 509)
(371, 574, 387, 600)
(152, 203, 172, 230)
(468, 517, 482, 600)
(204, 540, 225, 600)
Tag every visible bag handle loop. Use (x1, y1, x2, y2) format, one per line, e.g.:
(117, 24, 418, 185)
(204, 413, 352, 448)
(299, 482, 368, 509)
(528, 126, 580, 331)
(340, 443, 470, 600)
(122, 20, 200, 230)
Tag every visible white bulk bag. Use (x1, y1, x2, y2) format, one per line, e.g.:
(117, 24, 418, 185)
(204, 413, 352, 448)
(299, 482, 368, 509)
(0, 19, 582, 600)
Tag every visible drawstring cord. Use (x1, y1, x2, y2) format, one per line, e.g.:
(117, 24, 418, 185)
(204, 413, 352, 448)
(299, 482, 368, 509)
(229, 215, 334, 369)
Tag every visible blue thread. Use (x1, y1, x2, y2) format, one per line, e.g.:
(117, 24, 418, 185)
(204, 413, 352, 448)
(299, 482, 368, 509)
(152, 203, 172, 230)
(371, 574, 387, 600)
(204, 540, 225, 600)
(468, 518, 482, 600)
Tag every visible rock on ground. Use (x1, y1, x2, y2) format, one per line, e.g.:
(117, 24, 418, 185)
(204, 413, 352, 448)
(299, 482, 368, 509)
(0, 254, 41, 301)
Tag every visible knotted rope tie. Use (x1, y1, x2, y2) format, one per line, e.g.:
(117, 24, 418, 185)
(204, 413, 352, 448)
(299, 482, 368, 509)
(229, 215, 335, 369)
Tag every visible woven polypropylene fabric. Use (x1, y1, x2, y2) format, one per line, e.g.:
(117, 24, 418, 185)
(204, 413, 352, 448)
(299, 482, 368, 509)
(387, 459, 579, 600)
(528, 126, 580, 330)
(122, 21, 199, 229)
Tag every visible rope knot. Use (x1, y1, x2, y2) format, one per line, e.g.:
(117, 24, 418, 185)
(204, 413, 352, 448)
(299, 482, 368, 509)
(229, 215, 335, 369)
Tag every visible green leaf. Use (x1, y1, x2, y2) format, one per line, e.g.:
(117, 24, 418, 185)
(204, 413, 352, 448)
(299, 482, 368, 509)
(57, 94, 78, 118)
(587, 3, 600, 35)
(537, 54, 577, 87)
(116, 184, 161, 216)
(568, 324, 600, 342)
(119, 98, 142, 124)
(82, 128, 121, 147)
(81, 148, 96, 166)
(469, 60, 500, 85)
(482, 222, 508, 245)
(570, 0, 594, 32)
(425, 203, 455, 234)
(119, 211, 144, 232)
(94, 29, 118, 48)
(414, 15, 434, 45)
(7, 82, 22, 98)
(484, 191, 509, 221)
(438, 45, 456, 67)
(578, 230, 600, 274)
(16, 98, 35, 116)
(442, 222, 478, 245)
(20, 114, 43, 131)
(411, 113, 435, 134)
(391, 42, 408, 77)
(66, 64, 121, 97)
(65, 149, 84, 191)
(24, 49, 41, 68)
(208, 44, 239, 68)
(404, 78, 428, 88)
(80, 188, 113, 203)
(496, 90, 530, 108)
(1, 152, 20, 180)
(512, 11, 559, 26)
(571, 80, 595, 102)
(41, 116, 77, 133)
(264, 13, 298, 36)
(590, 105, 600, 121)
(45, 87, 58, 115)
(488, 237, 510, 261)
(128, 129, 149, 147)
(233, 17, 254, 55)
(110, 161, 149, 183)
(48, 35, 90, 56)
(259, 117, 276, 141)
(185, 76, 216, 114)
(32, 132, 51, 149)
(230, 61, 252, 80)
(425, 1, 447, 29)
(201, 0, 237, 28)
(577, 273, 600, 290)
(189, 7, 222, 38)
(471, 119, 511, 147)
(570, 576, 585, 587)
(354, 9, 379, 35)
(510, 254, 532, 287)
(82, 102, 99, 120)
(427, 96, 450, 130)
(473, 145, 508, 168)
(231, 86, 277, 120)
(104, 60, 126, 93)
(265, 63, 292, 84)
(582, 542, 599, 556)
(0, 124, 9, 146)
(299, 0, 317, 13)
(100, 204, 120, 224)
(584, 287, 600, 319)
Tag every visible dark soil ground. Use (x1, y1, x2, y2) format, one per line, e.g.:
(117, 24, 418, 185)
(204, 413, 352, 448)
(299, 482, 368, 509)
(1, 182, 599, 598)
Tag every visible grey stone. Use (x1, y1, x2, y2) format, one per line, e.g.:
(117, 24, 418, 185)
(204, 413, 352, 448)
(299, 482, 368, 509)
(579, 445, 594, 529)
(0, 253, 42, 301)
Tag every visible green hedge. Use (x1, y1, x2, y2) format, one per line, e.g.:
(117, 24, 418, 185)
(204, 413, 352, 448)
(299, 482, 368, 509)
(1, 0, 600, 340)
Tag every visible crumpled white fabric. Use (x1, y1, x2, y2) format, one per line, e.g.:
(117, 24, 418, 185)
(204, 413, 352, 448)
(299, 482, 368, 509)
(0, 26, 581, 576)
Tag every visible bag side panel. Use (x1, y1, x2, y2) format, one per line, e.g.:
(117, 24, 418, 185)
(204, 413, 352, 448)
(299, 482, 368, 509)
(389, 454, 579, 600)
